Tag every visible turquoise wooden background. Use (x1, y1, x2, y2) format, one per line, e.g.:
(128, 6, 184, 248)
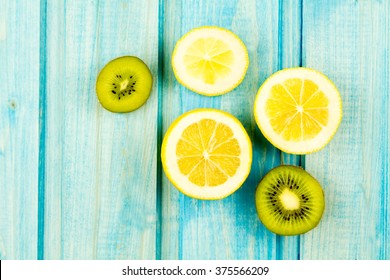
(0, 0, 389, 260)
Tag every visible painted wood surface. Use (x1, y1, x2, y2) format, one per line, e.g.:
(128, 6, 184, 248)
(0, 0, 40, 259)
(301, 0, 390, 259)
(0, 0, 389, 260)
(42, 0, 159, 259)
(161, 0, 303, 260)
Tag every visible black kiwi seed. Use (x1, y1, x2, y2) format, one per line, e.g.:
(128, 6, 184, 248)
(255, 165, 325, 236)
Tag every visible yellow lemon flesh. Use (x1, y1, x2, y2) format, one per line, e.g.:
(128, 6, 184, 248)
(161, 109, 252, 200)
(254, 68, 342, 154)
(172, 26, 249, 96)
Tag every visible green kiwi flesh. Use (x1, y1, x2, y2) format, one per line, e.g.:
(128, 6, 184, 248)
(96, 56, 153, 113)
(255, 165, 325, 236)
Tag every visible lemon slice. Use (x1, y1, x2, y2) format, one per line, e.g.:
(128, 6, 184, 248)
(254, 68, 342, 154)
(172, 26, 249, 96)
(161, 109, 252, 200)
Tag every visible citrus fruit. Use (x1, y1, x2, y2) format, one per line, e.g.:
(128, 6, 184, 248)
(171, 26, 249, 96)
(254, 67, 342, 154)
(161, 109, 252, 200)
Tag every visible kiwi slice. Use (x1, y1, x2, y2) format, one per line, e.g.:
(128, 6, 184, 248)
(96, 56, 153, 113)
(255, 165, 325, 236)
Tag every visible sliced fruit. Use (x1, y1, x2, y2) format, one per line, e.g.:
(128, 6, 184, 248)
(172, 26, 249, 96)
(255, 165, 325, 236)
(161, 108, 252, 200)
(96, 56, 153, 113)
(254, 67, 342, 154)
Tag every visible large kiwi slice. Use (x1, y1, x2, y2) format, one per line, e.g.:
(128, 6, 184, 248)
(255, 165, 325, 236)
(96, 56, 153, 113)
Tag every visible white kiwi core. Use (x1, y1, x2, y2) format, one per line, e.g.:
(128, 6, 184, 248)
(120, 79, 129, 91)
(280, 188, 300, 210)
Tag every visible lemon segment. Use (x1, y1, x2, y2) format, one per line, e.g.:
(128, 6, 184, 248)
(172, 26, 249, 96)
(161, 109, 252, 200)
(183, 38, 234, 85)
(254, 68, 342, 154)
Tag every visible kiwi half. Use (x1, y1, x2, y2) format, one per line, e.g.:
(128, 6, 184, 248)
(96, 56, 153, 113)
(255, 165, 325, 236)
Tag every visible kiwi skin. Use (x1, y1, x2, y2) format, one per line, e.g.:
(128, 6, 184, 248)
(96, 56, 153, 113)
(255, 165, 325, 236)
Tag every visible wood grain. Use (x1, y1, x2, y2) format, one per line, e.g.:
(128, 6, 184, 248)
(1, 0, 389, 260)
(161, 0, 299, 260)
(302, 0, 390, 259)
(43, 0, 159, 259)
(0, 0, 40, 259)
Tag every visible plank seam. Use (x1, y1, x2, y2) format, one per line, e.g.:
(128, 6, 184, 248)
(297, 0, 303, 260)
(299, 0, 303, 68)
(277, 0, 283, 72)
(156, 0, 165, 261)
(278, 0, 304, 260)
(37, 0, 48, 260)
(276, 0, 283, 260)
(380, 32, 389, 258)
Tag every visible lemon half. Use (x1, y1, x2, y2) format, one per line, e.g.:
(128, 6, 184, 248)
(172, 26, 249, 96)
(254, 68, 342, 154)
(161, 109, 252, 200)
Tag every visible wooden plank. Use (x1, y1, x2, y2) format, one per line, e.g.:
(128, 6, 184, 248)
(278, 0, 302, 260)
(0, 0, 40, 259)
(44, 0, 159, 259)
(302, 0, 389, 259)
(161, 0, 298, 259)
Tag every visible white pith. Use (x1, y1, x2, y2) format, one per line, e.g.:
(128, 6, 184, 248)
(120, 79, 129, 91)
(280, 189, 300, 210)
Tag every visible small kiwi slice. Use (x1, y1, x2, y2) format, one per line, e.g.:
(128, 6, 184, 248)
(96, 56, 153, 113)
(255, 165, 325, 236)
